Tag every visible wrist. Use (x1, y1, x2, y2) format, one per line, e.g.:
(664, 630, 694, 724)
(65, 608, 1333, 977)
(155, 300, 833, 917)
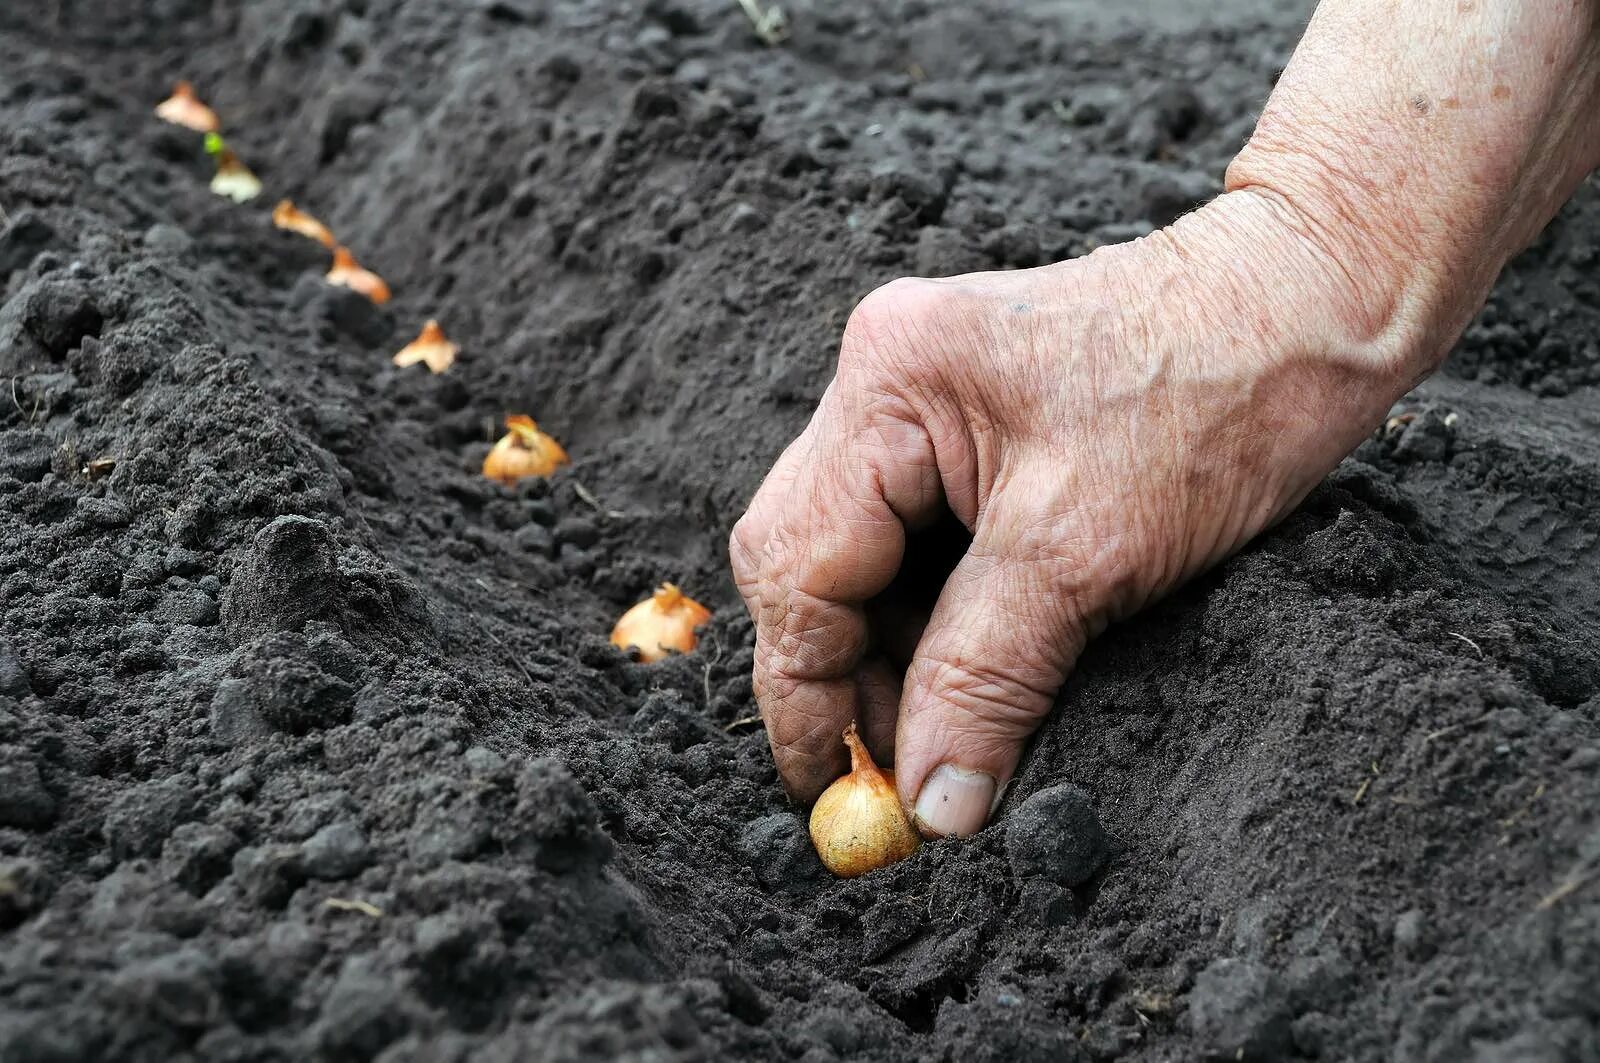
(1159, 187, 1438, 403)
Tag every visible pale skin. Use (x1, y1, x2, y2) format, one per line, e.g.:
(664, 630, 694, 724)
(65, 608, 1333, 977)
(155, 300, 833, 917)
(731, 0, 1600, 838)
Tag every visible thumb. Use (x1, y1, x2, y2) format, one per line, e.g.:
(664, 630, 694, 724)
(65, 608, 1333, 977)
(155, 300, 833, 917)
(894, 522, 1090, 839)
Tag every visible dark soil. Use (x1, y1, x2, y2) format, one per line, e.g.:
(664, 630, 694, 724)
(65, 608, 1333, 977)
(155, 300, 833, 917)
(2, 1, 1598, 1060)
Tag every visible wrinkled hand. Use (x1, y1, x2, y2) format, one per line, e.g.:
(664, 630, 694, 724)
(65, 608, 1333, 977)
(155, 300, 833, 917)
(731, 188, 1421, 837)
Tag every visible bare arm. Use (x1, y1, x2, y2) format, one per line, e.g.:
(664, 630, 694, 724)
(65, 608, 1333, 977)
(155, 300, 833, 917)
(1229, 0, 1600, 383)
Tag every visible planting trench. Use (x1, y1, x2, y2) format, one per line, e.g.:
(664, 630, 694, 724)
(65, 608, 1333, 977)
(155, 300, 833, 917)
(1, 1, 1599, 1060)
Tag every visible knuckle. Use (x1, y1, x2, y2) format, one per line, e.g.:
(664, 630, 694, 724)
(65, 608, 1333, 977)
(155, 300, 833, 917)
(911, 655, 1058, 737)
(767, 700, 838, 754)
(841, 277, 950, 372)
(759, 591, 863, 682)
(728, 515, 763, 586)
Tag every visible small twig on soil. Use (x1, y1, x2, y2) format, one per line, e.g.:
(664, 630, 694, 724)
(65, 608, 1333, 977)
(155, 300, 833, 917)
(1500, 782, 1546, 829)
(702, 628, 723, 709)
(1537, 868, 1596, 911)
(1448, 631, 1484, 657)
(735, 0, 789, 45)
(9, 378, 42, 425)
(1306, 904, 1341, 950)
(1425, 713, 1494, 742)
(324, 897, 383, 918)
(572, 479, 624, 519)
(1351, 762, 1379, 805)
(724, 713, 763, 732)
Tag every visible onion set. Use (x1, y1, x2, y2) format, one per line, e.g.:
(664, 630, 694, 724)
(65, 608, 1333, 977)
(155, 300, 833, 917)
(483, 415, 568, 484)
(273, 200, 336, 247)
(610, 583, 710, 662)
(808, 724, 920, 877)
(205, 133, 261, 203)
(326, 246, 391, 304)
(155, 81, 219, 133)
(393, 319, 458, 374)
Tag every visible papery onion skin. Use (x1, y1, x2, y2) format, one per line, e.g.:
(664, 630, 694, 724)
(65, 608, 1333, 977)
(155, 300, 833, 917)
(273, 200, 336, 247)
(210, 152, 262, 203)
(808, 724, 920, 877)
(482, 415, 568, 484)
(610, 583, 711, 662)
(326, 246, 391, 304)
(393, 319, 458, 374)
(155, 81, 219, 133)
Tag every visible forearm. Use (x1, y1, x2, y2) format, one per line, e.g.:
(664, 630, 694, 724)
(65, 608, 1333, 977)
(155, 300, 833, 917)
(1225, 0, 1600, 382)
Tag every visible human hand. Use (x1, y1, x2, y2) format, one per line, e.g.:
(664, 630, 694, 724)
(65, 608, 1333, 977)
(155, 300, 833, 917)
(730, 188, 1425, 837)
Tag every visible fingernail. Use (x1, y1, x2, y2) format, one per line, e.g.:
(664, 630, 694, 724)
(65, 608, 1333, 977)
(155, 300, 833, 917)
(913, 765, 997, 839)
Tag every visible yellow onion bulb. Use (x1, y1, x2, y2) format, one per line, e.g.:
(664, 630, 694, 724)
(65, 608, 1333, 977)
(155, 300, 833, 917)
(210, 149, 262, 203)
(273, 200, 336, 247)
(155, 80, 219, 133)
(482, 415, 568, 484)
(326, 246, 391, 304)
(393, 319, 458, 374)
(809, 724, 920, 877)
(610, 583, 710, 662)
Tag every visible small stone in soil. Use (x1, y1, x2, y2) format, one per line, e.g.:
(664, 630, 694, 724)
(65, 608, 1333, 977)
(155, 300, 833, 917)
(554, 517, 599, 548)
(1005, 783, 1109, 887)
(739, 812, 824, 889)
(514, 522, 555, 555)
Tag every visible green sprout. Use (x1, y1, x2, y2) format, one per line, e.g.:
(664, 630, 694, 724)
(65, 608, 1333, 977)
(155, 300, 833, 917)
(204, 132, 225, 157)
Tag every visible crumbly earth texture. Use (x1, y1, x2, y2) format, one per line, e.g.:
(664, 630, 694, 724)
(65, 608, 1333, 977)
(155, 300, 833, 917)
(2, 1, 1598, 1060)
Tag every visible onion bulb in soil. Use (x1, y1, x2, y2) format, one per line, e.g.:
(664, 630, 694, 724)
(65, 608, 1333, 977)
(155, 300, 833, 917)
(325, 246, 391, 304)
(482, 415, 568, 484)
(393, 319, 458, 374)
(204, 134, 261, 203)
(610, 583, 711, 662)
(272, 200, 336, 247)
(155, 80, 219, 133)
(809, 724, 920, 877)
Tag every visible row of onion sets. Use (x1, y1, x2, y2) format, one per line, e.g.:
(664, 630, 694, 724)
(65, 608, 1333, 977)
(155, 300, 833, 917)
(155, 81, 713, 668)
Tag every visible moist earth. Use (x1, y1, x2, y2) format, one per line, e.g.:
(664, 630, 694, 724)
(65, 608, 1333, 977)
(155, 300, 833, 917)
(2, 1, 1598, 1061)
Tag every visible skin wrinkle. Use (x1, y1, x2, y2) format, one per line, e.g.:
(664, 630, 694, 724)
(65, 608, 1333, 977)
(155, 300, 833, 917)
(759, 587, 865, 682)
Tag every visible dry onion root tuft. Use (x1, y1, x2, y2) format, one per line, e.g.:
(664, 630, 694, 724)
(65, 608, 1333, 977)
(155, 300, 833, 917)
(155, 80, 219, 133)
(808, 724, 921, 877)
(325, 246, 391, 304)
(482, 415, 568, 484)
(610, 583, 711, 662)
(393, 319, 458, 374)
(273, 200, 336, 247)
